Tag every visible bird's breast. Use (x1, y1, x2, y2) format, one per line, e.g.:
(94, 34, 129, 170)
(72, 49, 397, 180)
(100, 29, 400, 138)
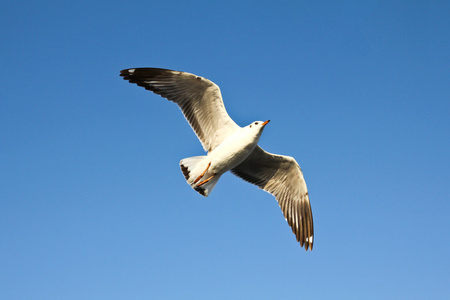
(208, 130, 260, 174)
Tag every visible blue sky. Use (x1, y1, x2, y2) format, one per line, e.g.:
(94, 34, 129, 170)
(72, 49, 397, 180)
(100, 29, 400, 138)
(1, 1, 449, 299)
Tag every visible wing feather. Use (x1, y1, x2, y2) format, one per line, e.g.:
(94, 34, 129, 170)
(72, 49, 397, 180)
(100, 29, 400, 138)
(232, 146, 314, 250)
(120, 68, 240, 152)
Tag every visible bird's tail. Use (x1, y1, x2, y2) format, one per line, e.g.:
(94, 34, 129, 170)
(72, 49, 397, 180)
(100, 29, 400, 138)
(180, 156, 221, 197)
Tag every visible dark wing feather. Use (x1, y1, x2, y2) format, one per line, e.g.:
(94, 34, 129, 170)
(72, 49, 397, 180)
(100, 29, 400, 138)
(232, 146, 314, 250)
(120, 68, 240, 152)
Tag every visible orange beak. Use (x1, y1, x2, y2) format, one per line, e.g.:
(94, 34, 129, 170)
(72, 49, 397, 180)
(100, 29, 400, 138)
(262, 120, 270, 127)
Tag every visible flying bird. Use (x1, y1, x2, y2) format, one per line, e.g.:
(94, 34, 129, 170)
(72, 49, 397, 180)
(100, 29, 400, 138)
(120, 68, 314, 250)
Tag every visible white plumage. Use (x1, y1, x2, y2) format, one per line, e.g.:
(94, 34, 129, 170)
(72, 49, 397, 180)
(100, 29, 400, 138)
(120, 68, 314, 250)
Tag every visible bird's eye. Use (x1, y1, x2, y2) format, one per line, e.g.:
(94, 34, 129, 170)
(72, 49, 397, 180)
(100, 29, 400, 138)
(255, 122, 258, 125)
(250, 125, 252, 128)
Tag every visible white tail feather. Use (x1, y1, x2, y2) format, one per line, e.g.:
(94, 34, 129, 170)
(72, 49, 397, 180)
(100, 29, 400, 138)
(180, 156, 221, 197)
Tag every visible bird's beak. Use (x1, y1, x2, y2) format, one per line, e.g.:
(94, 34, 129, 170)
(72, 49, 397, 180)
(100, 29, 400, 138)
(262, 120, 270, 127)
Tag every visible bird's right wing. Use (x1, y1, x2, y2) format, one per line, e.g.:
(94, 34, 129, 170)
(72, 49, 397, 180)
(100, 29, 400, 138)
(120, 68, 240, 152)
(232, 146, 314, 250)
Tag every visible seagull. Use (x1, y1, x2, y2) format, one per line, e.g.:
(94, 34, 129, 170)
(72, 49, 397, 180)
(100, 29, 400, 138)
(120, 68, 314, 250)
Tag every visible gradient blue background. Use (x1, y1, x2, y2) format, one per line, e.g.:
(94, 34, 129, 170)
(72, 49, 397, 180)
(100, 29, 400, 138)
(1, 1, 449, 299)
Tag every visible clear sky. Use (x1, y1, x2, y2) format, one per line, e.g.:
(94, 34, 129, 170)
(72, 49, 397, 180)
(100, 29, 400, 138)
(1, 1, 449, 299)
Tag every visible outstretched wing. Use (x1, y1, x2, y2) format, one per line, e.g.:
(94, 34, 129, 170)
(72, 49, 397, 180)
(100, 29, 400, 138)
(232, 146, 314, 250)
(120, 68, 240, 152)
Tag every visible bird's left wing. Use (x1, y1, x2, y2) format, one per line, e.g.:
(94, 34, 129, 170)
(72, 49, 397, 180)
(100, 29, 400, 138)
(231, 146, 314, 250)
(120, 68, 240, 152)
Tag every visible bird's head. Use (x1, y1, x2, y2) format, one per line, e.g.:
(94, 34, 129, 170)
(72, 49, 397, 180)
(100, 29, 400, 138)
(248, 120, 270, 131)
(247, 120, 270, 138)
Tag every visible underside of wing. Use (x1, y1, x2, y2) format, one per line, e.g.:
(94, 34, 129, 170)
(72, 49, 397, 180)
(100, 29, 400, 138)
(120, 68, 240, 152)
(231, 146, 314, 250)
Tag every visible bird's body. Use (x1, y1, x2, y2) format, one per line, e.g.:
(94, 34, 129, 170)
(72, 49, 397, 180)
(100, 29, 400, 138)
(207, 122, 266, 174)
(120, 67, 314, 250)
(181, 120, 269, 196)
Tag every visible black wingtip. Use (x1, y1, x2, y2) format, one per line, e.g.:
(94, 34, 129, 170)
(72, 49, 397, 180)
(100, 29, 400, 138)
(119, 68, 132, 80)
(120, 67, 175, 75)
